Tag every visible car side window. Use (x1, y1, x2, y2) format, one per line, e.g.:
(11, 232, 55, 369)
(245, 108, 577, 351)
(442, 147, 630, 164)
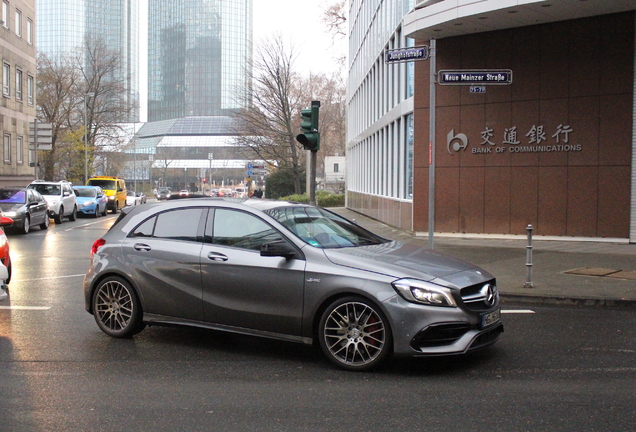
(209, 209, 282, 251)
(130, 208, 204, 242)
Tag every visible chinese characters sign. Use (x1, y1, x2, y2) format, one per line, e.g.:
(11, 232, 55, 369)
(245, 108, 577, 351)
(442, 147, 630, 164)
(447, 124, 579, 155)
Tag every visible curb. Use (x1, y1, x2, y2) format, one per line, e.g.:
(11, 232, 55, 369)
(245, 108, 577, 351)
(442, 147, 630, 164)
(501, 294, 636, 310)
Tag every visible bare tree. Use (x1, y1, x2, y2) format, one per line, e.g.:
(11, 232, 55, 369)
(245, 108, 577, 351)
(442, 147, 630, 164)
(35, 53, 78, 181)
(321, 0, 347, 67)
(233, 35, 306, 194)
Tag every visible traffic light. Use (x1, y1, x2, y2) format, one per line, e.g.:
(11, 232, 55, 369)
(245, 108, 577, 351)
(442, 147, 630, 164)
(296, 100, 320, 151)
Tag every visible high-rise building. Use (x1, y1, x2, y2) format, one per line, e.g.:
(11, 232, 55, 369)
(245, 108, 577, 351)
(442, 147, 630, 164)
(147, 0, 252, 121)
(37, 0, 139, 121)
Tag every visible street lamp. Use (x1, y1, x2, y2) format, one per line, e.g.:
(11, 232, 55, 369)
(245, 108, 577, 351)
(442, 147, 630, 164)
(84, 92, 95, 183)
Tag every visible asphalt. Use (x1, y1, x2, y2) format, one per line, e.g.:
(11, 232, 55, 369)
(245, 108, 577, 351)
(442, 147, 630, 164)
(329, 207, 636, 309)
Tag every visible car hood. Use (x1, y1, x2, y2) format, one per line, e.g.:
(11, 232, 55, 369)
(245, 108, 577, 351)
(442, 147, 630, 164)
(322, 241, 493, 288)
(0, 203, 23, 212)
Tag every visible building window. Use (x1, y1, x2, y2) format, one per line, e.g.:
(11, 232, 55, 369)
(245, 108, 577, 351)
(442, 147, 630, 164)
(15, 9, 21, 37)
(3, 63, 10, 97)
(2, 1, 8, 29)
(16, 135, 23, 163)
(334, 163, 339, 173)
(27, 74, 33, 105)
(3, 133, 11, 163)
(15, 68, 22, 100)
(26, 18, 32, 44)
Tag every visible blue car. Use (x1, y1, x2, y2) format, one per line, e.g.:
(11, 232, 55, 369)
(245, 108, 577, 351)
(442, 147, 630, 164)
(73, 186, 108, 218)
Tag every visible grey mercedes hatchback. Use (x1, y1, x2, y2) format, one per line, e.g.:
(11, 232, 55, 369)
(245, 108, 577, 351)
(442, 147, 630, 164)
(84, 198, 503, 370)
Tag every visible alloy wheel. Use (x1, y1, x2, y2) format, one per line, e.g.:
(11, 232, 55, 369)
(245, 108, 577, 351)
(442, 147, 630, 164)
(319, 298, 391, 370)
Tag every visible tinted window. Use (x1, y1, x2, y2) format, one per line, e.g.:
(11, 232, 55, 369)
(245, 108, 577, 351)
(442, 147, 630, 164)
(209, 209, 281, 251)
(87, 179, 116, 190)
(131, 208, 204, 242)
(74, 188, 97, 198)
(0, 189, 26, 204)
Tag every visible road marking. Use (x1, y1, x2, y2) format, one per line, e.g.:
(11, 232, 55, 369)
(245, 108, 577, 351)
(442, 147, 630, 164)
(501, 309, 535, 314)
(0, 306, 51, 310)
(13, 274, 85, 282)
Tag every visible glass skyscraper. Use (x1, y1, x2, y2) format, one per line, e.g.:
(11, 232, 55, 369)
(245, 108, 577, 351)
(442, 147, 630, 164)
(36, 0, 140, 121)
(148, 0, 252, 121)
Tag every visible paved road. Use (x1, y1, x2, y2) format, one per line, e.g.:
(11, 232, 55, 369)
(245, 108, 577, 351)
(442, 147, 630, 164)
(0, 212, 634, 431)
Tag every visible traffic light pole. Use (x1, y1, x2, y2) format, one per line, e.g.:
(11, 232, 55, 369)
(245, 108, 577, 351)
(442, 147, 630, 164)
(309, 150, 317, 206)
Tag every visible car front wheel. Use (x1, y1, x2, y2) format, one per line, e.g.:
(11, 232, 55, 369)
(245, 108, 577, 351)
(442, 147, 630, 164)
(69, 205, 77, 221)
(20, 215, 30, 234)
(318, 296, 392, 371)
(92, 276, 144, 338)
(55, 207, 64, 224)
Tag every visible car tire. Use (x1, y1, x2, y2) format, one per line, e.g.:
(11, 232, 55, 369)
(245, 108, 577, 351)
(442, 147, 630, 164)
(92, 276, 144, 338)
(6, 261, 11, 284)
(102, 206, 108, 217)
(69, 206, 77, 221)
(318, 296, 392, 371)
(40, 214, 50, 230)
(55, 207, 64, 224)
(20, 215, 30, 235)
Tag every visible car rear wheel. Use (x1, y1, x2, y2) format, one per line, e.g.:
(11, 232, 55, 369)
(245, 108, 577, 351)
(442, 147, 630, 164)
(39, 214, 50, 230)
(92, 276, 144, 338)
(318, 296, 392, 371)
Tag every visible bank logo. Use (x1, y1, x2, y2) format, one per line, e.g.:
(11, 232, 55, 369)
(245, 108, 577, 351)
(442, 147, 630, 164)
(447, 129, 468, 154)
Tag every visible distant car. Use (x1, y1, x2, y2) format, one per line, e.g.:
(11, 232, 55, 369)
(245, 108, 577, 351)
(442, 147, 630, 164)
(234, 187, 248, 198)
(156, 188, 171, 200)
(0, 212, 13, 284)
(73, 186, 108, 218)
(84, 199, 503, 371)
(179, 190, 190, 197)
(28, 180, 77, 224)
(126, 191, 142, 206)
(0, 187, 50, 234)
(137, 192, 147, 204)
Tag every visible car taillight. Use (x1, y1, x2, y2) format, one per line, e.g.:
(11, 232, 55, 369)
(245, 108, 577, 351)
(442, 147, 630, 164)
(91, 238, 106, 257)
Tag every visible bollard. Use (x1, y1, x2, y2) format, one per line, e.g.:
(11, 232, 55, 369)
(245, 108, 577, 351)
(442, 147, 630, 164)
(524, 224, 534, 288)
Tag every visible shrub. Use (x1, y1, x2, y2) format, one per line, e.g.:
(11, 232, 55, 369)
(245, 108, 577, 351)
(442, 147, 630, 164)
(279, 191, 345, 207)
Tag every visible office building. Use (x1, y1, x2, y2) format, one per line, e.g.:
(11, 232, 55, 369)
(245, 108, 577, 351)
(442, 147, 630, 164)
(347, 0, 636, 242)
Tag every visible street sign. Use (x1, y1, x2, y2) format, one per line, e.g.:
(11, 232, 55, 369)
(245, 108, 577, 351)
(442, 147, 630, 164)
(385, 46, 429, 63)
(29, 121, 53, 150)
(247, 162, 253, 169)
(438, 69, 512, 85)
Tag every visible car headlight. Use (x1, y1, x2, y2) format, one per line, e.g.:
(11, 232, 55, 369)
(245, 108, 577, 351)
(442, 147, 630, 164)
(392, 278, 457, 307)
(108, 196, 115, 200)
(4, 211, 17, 218)
(85, 200, 95, 206)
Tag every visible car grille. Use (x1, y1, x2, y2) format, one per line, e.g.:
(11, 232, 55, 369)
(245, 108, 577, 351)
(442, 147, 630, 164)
(460, 280, 499, 311)
(468, 323, 504, 351)
(410, 322, 471, 349)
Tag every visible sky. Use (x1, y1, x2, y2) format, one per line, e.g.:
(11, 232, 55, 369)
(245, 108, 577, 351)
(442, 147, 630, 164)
(252, 0, 345, 76)
(139, 1, 345, 122)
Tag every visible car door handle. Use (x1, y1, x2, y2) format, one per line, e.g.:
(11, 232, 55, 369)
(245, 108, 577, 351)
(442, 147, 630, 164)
(134, 243, 151, 251)
(207, 252, 228, 262)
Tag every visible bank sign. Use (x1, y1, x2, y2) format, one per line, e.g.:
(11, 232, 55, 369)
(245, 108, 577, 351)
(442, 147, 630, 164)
(447, 124, 580, 155)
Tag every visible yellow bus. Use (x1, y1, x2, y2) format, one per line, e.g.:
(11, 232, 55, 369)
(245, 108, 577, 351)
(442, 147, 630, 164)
(86, 177, 127, 213)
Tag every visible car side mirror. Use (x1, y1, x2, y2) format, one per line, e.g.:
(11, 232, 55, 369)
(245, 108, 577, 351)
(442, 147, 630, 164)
(260, 240, 297, 259)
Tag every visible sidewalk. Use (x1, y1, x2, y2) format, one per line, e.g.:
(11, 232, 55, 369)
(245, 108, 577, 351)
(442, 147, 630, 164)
(329, 207, 636, 309)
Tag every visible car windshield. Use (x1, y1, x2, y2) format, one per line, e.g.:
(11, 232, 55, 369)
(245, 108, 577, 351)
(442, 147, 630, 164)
(264, 206, 386, 249)
(88, 179, 116, 190)
(0, 189, 26, 204)
(74, 188, 96, 198)
(30, 184, 61, 196)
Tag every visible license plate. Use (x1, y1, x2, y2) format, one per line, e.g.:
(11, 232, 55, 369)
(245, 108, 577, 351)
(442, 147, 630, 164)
(480, 308, 501, 328)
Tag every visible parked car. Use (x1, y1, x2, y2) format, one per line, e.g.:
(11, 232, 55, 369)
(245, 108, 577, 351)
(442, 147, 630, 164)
(0, 212, 13, 284)
(234, 187, 248, 198)
(28, 180, 77, 224)
(84, 199, 503, 371)
(156, 187, 171, 200)
(86, 176, 127, 213)
(179, 189, 190, 197)
(0, 262, 9, 302)
(126, 191, 142, 206)
(0, 188, 50, 234)
(73, 186, 108, 218)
